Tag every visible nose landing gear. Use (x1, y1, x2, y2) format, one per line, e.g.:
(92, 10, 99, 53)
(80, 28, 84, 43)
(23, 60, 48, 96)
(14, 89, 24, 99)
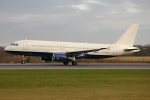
(21, 55, 25, 64)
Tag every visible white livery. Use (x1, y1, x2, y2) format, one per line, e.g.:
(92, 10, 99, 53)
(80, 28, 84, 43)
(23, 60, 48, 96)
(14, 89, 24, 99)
(4, 24, 140, 65)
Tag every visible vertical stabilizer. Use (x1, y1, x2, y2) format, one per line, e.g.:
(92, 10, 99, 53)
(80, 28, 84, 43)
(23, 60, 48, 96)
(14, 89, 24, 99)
(115, 24, 139, 47)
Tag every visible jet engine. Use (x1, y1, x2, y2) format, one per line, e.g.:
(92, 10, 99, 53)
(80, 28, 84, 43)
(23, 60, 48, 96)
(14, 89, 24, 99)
(41, 53, 71, 62)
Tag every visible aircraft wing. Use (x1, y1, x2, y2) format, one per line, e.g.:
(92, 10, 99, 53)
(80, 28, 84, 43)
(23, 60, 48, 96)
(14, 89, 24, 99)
(65, 48, 107, 57)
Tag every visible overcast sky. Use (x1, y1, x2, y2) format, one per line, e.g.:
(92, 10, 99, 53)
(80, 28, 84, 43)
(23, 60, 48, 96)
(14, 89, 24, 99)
(0, 0, 150, 46)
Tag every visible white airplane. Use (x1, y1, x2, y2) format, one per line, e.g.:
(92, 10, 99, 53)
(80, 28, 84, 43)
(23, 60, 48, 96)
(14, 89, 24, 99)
(4, 24, 140, 65)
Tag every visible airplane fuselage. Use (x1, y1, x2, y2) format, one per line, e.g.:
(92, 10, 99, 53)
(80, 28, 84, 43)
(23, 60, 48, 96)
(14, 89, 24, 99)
(4, 24, 140, 65)
(5, 40, 139, 58)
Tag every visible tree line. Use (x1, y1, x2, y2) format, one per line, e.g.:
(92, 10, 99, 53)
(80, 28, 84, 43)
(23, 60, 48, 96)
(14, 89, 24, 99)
(0, 47, 41, 63)
(0, 45, 150, 63)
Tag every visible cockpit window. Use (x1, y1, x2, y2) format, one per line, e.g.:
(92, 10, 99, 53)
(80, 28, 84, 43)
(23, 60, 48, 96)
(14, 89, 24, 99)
(10, 43, 18, 46)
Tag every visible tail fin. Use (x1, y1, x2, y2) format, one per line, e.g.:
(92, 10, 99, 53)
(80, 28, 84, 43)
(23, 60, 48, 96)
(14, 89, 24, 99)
(115, 24, 139, 47)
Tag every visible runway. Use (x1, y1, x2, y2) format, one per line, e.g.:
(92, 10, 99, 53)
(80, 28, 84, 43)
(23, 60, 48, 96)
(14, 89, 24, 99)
(0, 64, 150, 69)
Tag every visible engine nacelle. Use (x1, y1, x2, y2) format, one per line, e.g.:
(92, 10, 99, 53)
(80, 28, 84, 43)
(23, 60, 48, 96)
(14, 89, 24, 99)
(41, 54, 54, 61)
(53, 53, 71, 62)
(41, 53, 71, 62)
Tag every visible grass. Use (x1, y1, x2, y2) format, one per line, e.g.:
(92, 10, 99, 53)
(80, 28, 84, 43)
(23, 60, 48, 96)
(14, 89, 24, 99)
(104, 56, 150, 63)
(0, 69, 150, 100)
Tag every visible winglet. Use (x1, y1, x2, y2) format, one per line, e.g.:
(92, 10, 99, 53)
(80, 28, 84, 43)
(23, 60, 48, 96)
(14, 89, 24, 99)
(115, 24, 139, 47)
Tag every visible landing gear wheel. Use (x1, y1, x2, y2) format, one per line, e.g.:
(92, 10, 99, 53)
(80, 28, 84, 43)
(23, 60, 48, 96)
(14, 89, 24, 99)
(21, 55, 25, 64)
(21, 61, 25, 64)
(63, 61, 69, 65)
(72, 61, 77, 66)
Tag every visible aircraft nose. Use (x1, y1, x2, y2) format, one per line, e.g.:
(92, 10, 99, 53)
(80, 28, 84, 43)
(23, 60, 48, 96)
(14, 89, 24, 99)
(4, 46, 7, 51)
(4, 46, 10, 51)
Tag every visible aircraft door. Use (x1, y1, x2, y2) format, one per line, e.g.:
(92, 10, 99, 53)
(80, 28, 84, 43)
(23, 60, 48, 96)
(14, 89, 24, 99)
(23, 41, 28, 50)
(60, 45, 62, 50)
(113, 46, 117, 54)
(60, 45, 65, 51)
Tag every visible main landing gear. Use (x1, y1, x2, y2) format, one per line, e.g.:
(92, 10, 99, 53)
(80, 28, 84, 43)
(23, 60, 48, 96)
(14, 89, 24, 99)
(63, 57, 78, 66)
(63, 61, 69, 65)
(71, 56, 77, 66)
(63, 61, 78, 66)
(21, 55, 25, 64)
(72, 61, 77, 65)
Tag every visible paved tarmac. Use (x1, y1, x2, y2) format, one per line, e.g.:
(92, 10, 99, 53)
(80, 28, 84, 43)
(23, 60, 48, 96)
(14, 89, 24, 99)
(0, 64, 150, 69)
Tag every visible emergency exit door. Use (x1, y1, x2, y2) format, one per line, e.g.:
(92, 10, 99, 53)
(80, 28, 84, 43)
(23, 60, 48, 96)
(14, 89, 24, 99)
(23, 41, 28, 50)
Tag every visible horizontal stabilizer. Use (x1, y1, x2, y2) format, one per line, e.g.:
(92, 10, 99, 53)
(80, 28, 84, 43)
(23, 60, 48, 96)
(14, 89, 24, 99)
(124, 47, 140, 51)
